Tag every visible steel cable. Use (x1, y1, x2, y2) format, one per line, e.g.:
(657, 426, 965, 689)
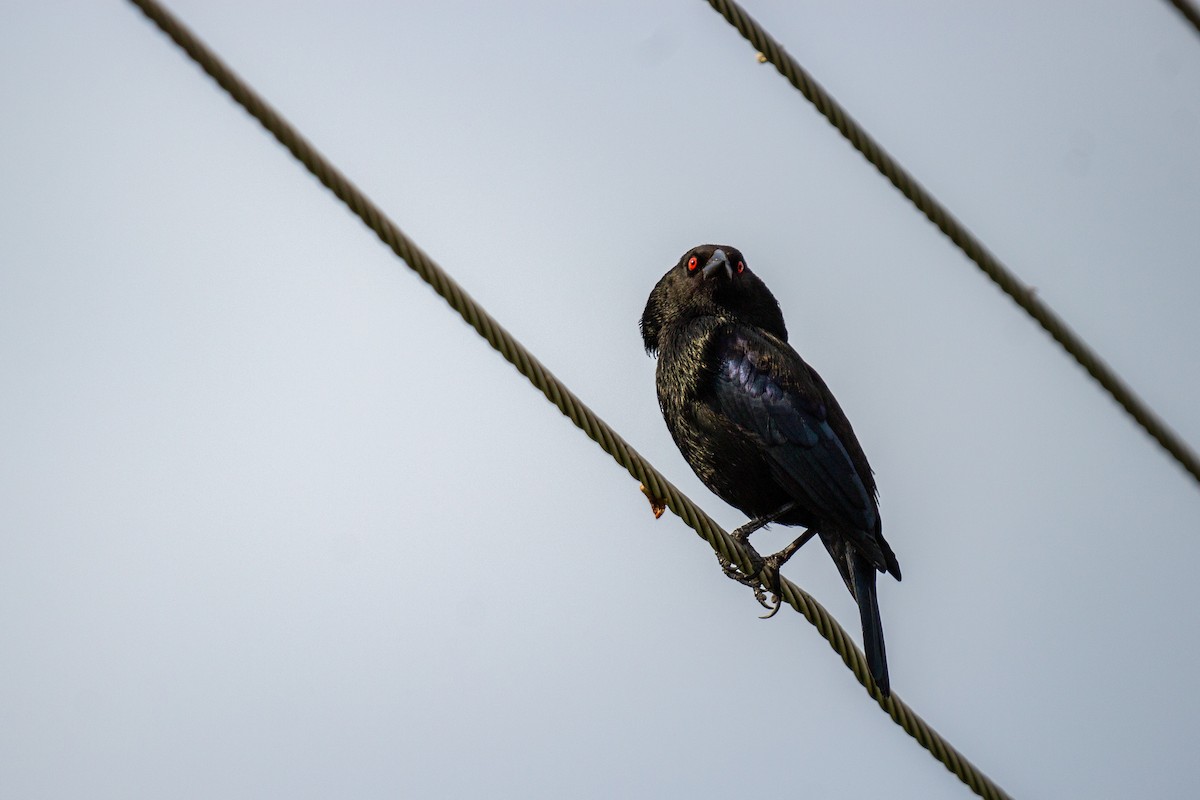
(1165, 0, 1200, 38)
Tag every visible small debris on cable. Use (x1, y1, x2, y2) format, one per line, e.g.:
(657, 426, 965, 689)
(639, 483, 667, 519)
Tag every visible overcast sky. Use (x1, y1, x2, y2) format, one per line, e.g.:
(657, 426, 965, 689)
(4, 2, 1200, 798)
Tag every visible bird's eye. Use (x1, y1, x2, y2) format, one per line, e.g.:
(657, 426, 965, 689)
(687, 256, 698, 271)
(737, 261, 745, 274)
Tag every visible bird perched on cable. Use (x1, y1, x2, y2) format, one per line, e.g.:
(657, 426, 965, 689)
(640, 244, 901, 696)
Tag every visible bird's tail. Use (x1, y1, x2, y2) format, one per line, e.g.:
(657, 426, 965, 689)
(819, 533, 892, 697)
(851, 552, 890, 697)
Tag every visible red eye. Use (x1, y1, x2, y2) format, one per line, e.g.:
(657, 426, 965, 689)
(737, 261, 745, 274)
(687, 256, 698, 271)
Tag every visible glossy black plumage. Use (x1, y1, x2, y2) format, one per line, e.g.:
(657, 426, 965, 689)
(641, 244, 900, 695)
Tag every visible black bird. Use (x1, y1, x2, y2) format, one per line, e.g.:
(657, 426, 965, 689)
(640, 244, 901, 696)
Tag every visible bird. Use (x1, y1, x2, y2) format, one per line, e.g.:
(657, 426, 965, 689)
(640, 244, 901, 696)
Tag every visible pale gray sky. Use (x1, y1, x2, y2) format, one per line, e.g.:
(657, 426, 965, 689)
(3, 2, 1200, 798)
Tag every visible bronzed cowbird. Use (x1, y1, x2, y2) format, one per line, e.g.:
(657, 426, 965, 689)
(640, 244, 901, 696)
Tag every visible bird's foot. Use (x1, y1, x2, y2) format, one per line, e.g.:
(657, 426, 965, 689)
(750, 530, 818, 618)
(717, 548, 777, 610)
(719, 510, 808, 615)
(736, 529, 820, 618)
(722, 501, 796, 609)
(717, 543, 784, 614)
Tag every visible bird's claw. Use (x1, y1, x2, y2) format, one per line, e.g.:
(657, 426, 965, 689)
(717, 548, 781, 612)
(755, 555, 788, 618)
(755, 584, 782, 616)
(718, 549, 762, 582)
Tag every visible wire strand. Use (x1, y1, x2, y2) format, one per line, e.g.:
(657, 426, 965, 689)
(703, 0, 1200, 489)
(1165, 0, 1200, 38)
(126, 1, 1013, 797)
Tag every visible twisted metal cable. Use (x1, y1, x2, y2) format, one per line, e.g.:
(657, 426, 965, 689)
(1165, 0, 1200, 38)
(126, 1, 1013, 797)
(705, 0, 1200, 488)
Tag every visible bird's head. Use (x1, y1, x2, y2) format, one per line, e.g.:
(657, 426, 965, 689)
(640, 244, 787, 354)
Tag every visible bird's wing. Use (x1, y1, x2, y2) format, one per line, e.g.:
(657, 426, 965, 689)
(705, 325, 878, 538)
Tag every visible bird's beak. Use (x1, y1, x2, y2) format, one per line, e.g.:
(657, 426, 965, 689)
(702, 249, 733, 280)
